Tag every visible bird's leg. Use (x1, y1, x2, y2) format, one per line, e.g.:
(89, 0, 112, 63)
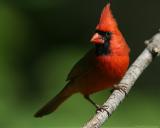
(84, 95, 99, 109)
(84, 95, 110, 116)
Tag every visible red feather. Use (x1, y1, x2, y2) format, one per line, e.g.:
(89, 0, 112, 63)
(35, 3, 130, 117)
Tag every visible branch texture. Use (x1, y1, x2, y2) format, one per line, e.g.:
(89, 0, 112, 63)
(83, 31, 160, 128)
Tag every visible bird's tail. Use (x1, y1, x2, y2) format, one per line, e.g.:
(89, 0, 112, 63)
(34, 83, 77, 117)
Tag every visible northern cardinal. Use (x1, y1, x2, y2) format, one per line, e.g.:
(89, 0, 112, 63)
(34, 2, 130, 117)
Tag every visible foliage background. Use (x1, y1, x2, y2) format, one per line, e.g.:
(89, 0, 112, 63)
(0, 0, 160, 127)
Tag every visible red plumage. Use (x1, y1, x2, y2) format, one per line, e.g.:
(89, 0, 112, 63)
(35, 3, 130, 117)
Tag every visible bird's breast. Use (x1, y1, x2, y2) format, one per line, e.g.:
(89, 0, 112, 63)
(96, 54, 129, 81)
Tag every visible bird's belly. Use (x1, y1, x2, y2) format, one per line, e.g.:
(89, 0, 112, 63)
(75, 55, 129, 95)
(76, 68, 117, 95)
(80, 80, 114, 95)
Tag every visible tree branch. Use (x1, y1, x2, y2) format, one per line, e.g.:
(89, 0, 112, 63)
(83, 30, 160, 128)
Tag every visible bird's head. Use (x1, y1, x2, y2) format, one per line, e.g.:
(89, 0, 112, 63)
(90, 3, 118, 56)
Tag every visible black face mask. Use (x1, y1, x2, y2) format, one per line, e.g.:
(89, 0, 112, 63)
(94, 31, 112, 56)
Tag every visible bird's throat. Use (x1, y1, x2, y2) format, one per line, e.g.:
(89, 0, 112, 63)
(95, 41, 110, 56)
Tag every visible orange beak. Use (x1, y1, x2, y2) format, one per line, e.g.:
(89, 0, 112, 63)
(90, 33, 104, 44)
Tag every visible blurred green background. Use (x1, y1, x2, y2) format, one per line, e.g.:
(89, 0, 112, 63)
(0, 0, 160, 128)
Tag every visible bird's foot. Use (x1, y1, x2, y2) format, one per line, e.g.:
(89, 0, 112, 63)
(96, 105, 110, 116)
(110, 88, 114, 93)
(84, 95, 100, 109)
(112, 84, 128, 96)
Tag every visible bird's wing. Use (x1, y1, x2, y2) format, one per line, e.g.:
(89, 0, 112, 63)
(66, 48, 96, 81)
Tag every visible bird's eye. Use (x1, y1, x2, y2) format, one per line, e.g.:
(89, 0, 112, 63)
(94, 30, 112, 41)
(105, 32, 112, 40)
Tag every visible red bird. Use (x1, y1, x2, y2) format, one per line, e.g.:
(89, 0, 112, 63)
(35, 2, 130, 117)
